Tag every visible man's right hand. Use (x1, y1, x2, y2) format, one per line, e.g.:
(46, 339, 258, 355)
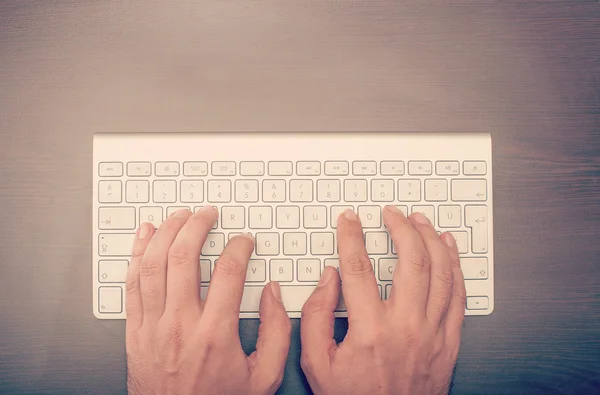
(300, 206, 466, 395)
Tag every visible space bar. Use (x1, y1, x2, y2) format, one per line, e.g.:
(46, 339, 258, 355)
(241, 285, 316, 313)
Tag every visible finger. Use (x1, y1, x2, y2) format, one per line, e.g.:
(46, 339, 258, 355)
(202, 234, 254, 325)
(409, 213, 454, 326)
(441, 232, 466, 346)
(126, 222, 155, 333)
(300, 267, 340, 375)
(249, 282, 292, 394)
(140, 209, 192, 323)
(336, 210, 382, 322)
(164, 206, 218, 316)
(383, 206, 430, 315)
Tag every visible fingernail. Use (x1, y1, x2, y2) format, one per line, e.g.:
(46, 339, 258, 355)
(270, 282, 282, 302)
(343, 209, 358, 221)
(443, 233, 455, 248)
(386, 205, 405, 217)
(137, 223, 149, 239)
(413, 212, 430, 225)
(173, 208, 190, 218)
(243, 232, 254, 241)
(200, 205, 216, 214)
(318, 268, 334, 287)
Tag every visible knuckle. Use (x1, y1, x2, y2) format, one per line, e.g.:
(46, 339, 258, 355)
(435, 268, 454, 287)
(454, 284, 467, 305)
(125, 274, 140, 295)
(168, 246, 194, 266)
(344, 252, 373, 276)
(214, 256, 246, 276)
(164, 319, 185, 348)
(406, 251, 430, 269)
(139, 258, 164, 278)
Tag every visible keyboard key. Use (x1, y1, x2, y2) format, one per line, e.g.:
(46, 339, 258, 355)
(290, 179, 313, 202)
(235, 179, 259, 203)
(465, 205, 488, 253)
(304, 206, 327, 229)
(166, 206, 191, 217)
(211, 161, 236, 176)
(240, 161, 265, 176)
(270, 259, 293, 282)
(310, 232, 334, 255)
(99, 162, 123, 177)
(98, 233, 135, 256)
(424, 179, 448, 202)
(296, 161, 321, 176)
(249, 206, 273, 229)
(297, 259, 321, 281)
(371, 179, 394, 202)
(283, 232, 307, 255)
(240, 285, 317, 313)
(365, 232, 388, 255)
(451, 179, 487, 201)
(155, 162, 180, 176)
(466, 296, 489, 310)
(358, 206, 381, 228)
(98, 207, 136, 230)
(344, 179, 368, 202)
(276, 206, 300, 229)
(228, 233, 243, 241)
(411, 205, 435, 226)
(127, 162, 151, 176)
(460, 257, 488, 279)
(183, 161, 208, 176)
(268, 161, 293, 176)
(463, 161, 487, 175)
(200, 259, 211, 282)
(98, 260, 128, 283)
(397, 179, 420, 202)
(352, 161, 377, 175)
(256, 233, 279, 255)
(331, 205, 353, 228)
(438, 205, 461, 228)
(449, 231, 468, 254)
(324, 161, 349, 176)
(378, 258, 397, 281)
(380, 161, 405, 176)
(436, 161, 460, 176)
(126, 180, 150, 203)
(153, 180, 177, 203)
(221, 206, 245, 229)
(98, 286, 122, 313)
(317, 179, 341, 202)
(263, 180, 286, 202)
(246, 259, 266, 282)
(207, 180, 231, 203)
(139, 206, 163, 227)
(201, 233, 225, 256)
(98, 180, 122, 203)
(385, 284, 393, 300)
(180, 180, 204, 203)
(408, 161, 432, 175)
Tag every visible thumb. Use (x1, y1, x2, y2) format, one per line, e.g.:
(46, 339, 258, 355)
(249, 282, 292, 394)
(300, 267, 340, 376)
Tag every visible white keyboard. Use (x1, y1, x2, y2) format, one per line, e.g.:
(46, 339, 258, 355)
(93, 132, 494, 319)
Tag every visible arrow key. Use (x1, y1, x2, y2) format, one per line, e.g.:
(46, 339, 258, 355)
(98, 260, 129, 283)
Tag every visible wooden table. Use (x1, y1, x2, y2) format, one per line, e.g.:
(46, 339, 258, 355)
(1, 2, 599, 394)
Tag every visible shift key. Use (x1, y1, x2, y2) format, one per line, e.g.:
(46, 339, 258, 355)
(99, 233, 135, 256)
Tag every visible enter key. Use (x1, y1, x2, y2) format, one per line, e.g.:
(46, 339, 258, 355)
(465, 205, 488, 253)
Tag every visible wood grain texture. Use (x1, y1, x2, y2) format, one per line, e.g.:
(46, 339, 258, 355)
(1, 1, 599, 394)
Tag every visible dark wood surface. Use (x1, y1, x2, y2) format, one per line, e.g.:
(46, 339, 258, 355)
(1, 1, 599, 394)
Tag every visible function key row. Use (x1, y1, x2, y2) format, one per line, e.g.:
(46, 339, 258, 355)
(98, 160, 488, 177)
